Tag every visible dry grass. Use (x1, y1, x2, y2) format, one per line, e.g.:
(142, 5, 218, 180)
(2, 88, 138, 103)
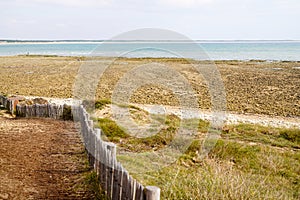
(138, 154, 299, 199)
(96, 114, 180, 152)
(130, 134, 299, 199)
(96, 108, 299, 199)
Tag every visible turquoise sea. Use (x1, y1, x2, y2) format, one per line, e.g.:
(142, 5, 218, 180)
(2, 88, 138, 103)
(0, 41, 299, 61)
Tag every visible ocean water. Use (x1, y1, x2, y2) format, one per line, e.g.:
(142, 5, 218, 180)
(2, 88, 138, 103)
(0, 41, 299, 61)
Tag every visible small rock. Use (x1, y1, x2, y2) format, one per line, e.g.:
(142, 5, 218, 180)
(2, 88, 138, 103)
(0, 193, 9, 199)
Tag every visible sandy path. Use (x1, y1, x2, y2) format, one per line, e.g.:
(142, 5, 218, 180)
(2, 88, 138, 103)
(0, 117, 93, 200)
(133, 104, 300, 129)
(18, 95, 300, 129)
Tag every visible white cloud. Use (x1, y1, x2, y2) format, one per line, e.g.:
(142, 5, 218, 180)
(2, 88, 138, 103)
(158, 0, 214, 7)
(9, 19, 36, 25)
(1, 0, 299, 40)
(56, 23, 66, 27)
(15, 0, 112, 7)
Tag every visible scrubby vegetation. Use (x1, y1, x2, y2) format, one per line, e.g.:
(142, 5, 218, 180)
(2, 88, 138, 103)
(222, 123, 300, 149)
(95, 99, 111, 110)
(96, 114, 180, 152)
(84, 171, 108, 200)
(96, 113, 300, 199)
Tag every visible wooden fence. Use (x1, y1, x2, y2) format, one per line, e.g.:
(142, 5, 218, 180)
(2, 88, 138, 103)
(0, 95, 160, 200)
(0, 95, 69, 119)
(15, 104, 64, 119)
(0, 95, 16, 115)
(74, 105, 160, 200)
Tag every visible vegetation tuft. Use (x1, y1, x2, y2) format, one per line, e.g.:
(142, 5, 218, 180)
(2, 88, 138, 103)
(92, 103, 300, 200)
(95, 99, 111, 110)
(97, 114, 180, 152)
(97, 118, 130, 142)
(97, 116, 300, 199)
(222, 123, 300, 149)
(84, 172, 109, 200)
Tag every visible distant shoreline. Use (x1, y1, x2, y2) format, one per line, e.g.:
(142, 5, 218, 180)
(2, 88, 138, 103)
(1, 41, 299, 61)
(1, 40, 300, 45)
(0, 54, 299, 62)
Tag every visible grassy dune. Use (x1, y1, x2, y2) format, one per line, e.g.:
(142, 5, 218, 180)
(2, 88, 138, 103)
(96, 108, 299, 199)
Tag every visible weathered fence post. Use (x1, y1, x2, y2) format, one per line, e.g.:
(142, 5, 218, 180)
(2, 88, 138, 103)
(103, 143, 108, 193)
(107, 142, 116, 199)
(112, 162, 122, 200)
(135, 182, 144, 200)
(145, 186, 160, 200)
(95, 128, 101, 173)
(89, 128, 96, 168)
(99, 141, 105, 190)
(122, 169, 130, 199)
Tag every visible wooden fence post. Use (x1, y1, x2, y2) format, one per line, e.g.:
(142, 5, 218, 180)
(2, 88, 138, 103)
(89, 129, 96, 168)
(25, 105, 29, 117)
(103, 143, 108, 193)
(122, 169, 129, 199)
(106, 143, 116, 199)
(145, 186, 160, 200)
(135, 182, 144, 200)
(100, 141, 106, 190)
(112, 162, 122, 200)
(95, 128, 101, 172)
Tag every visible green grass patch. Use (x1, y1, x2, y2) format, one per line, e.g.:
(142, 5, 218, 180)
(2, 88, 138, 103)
(181, 118, 209, 133)
(84, 171, 108, 200)
(94, 115, 300, 199)
(82, 99, 111, 112)
(125, 114, 179, 151)
(131, 138, 299, 199)
(279, 129, 300, 144)
(97, 114, 180, 152)
(97, 118, 130, 142)
(136, 156, 299, 199)
(222, 123, 300, 149)
(210, 139, 261, 171)
(95, 99, 111, 110)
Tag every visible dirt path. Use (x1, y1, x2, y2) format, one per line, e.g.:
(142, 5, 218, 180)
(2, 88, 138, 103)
(0, 116, 94, 200)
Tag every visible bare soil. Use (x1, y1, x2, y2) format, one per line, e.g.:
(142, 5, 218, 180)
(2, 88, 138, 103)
(0, 114, 94, 200)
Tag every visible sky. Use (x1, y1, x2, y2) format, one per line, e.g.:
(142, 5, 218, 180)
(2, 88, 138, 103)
(0, 0, 299, 40)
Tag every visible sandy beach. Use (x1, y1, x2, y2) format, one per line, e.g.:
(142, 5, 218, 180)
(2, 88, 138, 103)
(0, 55, 299, 118)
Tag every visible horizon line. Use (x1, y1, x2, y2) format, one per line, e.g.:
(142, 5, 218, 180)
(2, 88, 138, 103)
(1, 39, 300, 42)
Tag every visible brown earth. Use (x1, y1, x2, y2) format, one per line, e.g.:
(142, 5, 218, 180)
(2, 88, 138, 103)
(0, 114, 95, 199)
(0, 56, 299, 117)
